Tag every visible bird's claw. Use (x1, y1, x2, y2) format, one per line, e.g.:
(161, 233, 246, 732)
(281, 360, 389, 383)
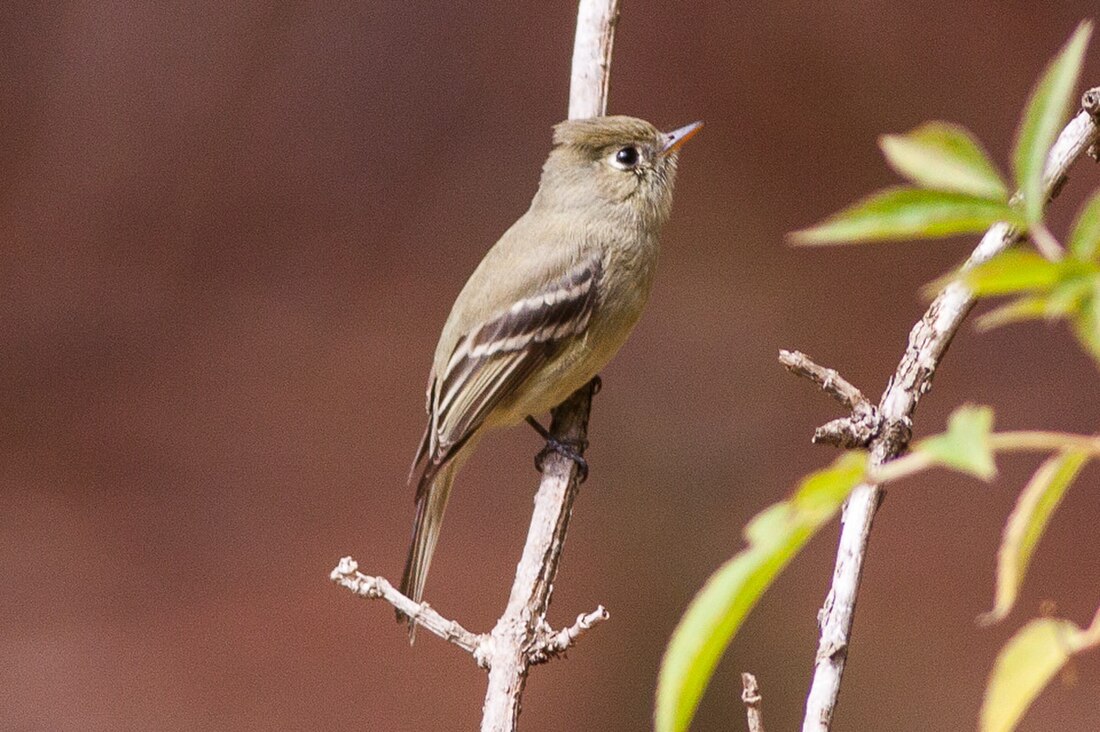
(535, 437, 589, 482)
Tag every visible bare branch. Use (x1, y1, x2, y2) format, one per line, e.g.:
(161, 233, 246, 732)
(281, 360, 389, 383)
(330, 557, 487, 662)
(480, 380, 601, 729)
(529, 606, 610, 665)
(800, 90, 1100, 732)
(569, 0, 620, 120)
(741, 673, 765, 732)
(811, 417, 878, 450)
(330, 555, 610, 674)
(778, 350, 880, 449)
(332, 6, 619, 728)
(479, 6, 620, 727)
(779, 350, 871, 413)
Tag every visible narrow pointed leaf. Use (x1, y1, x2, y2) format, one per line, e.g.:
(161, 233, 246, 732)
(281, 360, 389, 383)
(791, 188, 1022, 245)
(980, 615, 1096, 732)
(981, 450, 1090, 625)
(880, 122, 1007, 200)
(976, 296, 1053, 331)
(1047, 277, 1097, 314)
(1068, 190, 1100, 261)
(1072, 288, 1100, 366)
(957, 250, 1067, 296)
(655, 453, 867, 732)
(915, 405, 997, 480)
(975, 278, 1093, 330)
(1013, 21, 1092, 224)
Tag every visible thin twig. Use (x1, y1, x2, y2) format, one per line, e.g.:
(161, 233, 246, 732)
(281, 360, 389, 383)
(329, 554, 609, 672)
(779, 350, 871, 413)
(569, 0, 619, 120)
(800, 90, 1100, 732)
(529, 606, 611, 665)
(779, 350, 881, 449)
(741, 673, 765, 732)
(330, 557, 486, 660)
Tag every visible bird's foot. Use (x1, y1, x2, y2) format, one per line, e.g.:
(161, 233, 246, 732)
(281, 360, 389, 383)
(534, 437, 589, 482)
(526, 416, 589, 482)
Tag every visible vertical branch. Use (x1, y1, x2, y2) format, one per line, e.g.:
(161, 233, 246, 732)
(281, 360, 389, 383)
(800, 95, 1100, 732)
(569, 0, 620, 119)
(479, 2, 620, 730)
(332, 2, 618, 726)
(480, 383, 596, 730)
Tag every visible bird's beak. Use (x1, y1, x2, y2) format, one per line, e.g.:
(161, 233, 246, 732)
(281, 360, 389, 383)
(661, 121, 704, 155)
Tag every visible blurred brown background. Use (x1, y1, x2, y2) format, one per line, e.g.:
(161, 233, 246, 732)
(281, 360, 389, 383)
(3, 2, 1099, 730)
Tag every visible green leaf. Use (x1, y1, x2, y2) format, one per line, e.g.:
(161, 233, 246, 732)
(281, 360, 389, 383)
(981, 450, 1090, 625)
(976, 296, 1055, 331)
(880, 122, 1008, 200)
(937, 253, 1097, 299)
(958, 250, 1068, 296)
(1013, 21, 1093, 225)
(1047, 276, 1097, 314)
(1072, 287, 1100, 366)
(915, 405, 997, 480)
(975, 277, 1097, 331)
(980, 614, 1100, 732)
(654, 453, 867, 732)
(791, 188, 1023, 245)
(1069, 190, 1100, 261)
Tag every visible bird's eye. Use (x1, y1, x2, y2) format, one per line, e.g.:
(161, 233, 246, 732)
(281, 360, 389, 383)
(610, 146, 640, 170)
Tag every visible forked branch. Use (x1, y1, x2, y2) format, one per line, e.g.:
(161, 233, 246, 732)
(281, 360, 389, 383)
(798, 88, 1100, 732)
(331, 3, 621, 731)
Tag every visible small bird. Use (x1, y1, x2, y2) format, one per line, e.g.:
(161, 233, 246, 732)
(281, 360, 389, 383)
(400, 115, 702, 630)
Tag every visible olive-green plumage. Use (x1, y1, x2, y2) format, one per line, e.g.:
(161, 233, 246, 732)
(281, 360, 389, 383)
(400, 115, 701, 636)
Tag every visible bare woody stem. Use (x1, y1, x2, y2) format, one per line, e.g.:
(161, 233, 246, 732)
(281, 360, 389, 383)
(779, 350, 880, 449)
(741, 673, 766, 732)
(799, 89, 1100, 732)
(778, 350, 871, 412)
(480, 381, 599, 729)
(330, 558, 483, 656)
(569, 0, 620, 120)
(330, 556, 608, 669)
(331, 3, 620, 730)
(479, 2, 620, 729)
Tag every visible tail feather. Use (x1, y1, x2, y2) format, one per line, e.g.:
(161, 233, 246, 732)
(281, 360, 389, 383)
(398, 460, 458, 642)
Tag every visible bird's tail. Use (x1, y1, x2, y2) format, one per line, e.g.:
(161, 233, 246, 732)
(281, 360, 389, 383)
(398, 459, 459, 643)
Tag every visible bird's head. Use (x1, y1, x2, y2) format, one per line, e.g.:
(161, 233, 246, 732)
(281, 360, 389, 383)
(536, 115, 702, 228)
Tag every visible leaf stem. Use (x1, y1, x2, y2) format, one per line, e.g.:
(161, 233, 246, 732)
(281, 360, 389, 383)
(988, 430, 1100, 454)
(868, 451, 936, 483)
(1030, 222, 1066, 260)
(1084, 606, 1100, 648)
(870, 430, 1100, 485)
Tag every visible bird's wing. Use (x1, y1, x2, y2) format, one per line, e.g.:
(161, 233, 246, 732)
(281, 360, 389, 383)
(411, 254, 602, 494)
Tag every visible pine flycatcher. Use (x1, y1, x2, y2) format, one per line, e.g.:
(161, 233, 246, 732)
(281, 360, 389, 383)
(400, 115, 702, 627)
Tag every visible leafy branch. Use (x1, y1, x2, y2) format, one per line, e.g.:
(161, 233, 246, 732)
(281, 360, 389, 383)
(957, 199, 1100, 363)
(656, 20, 1100, 732)
(656, 403, 1099, 732)
(791, 22, 1093, 259)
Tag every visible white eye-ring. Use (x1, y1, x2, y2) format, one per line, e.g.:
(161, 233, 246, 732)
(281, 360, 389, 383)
(608, 145, 641, 170)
